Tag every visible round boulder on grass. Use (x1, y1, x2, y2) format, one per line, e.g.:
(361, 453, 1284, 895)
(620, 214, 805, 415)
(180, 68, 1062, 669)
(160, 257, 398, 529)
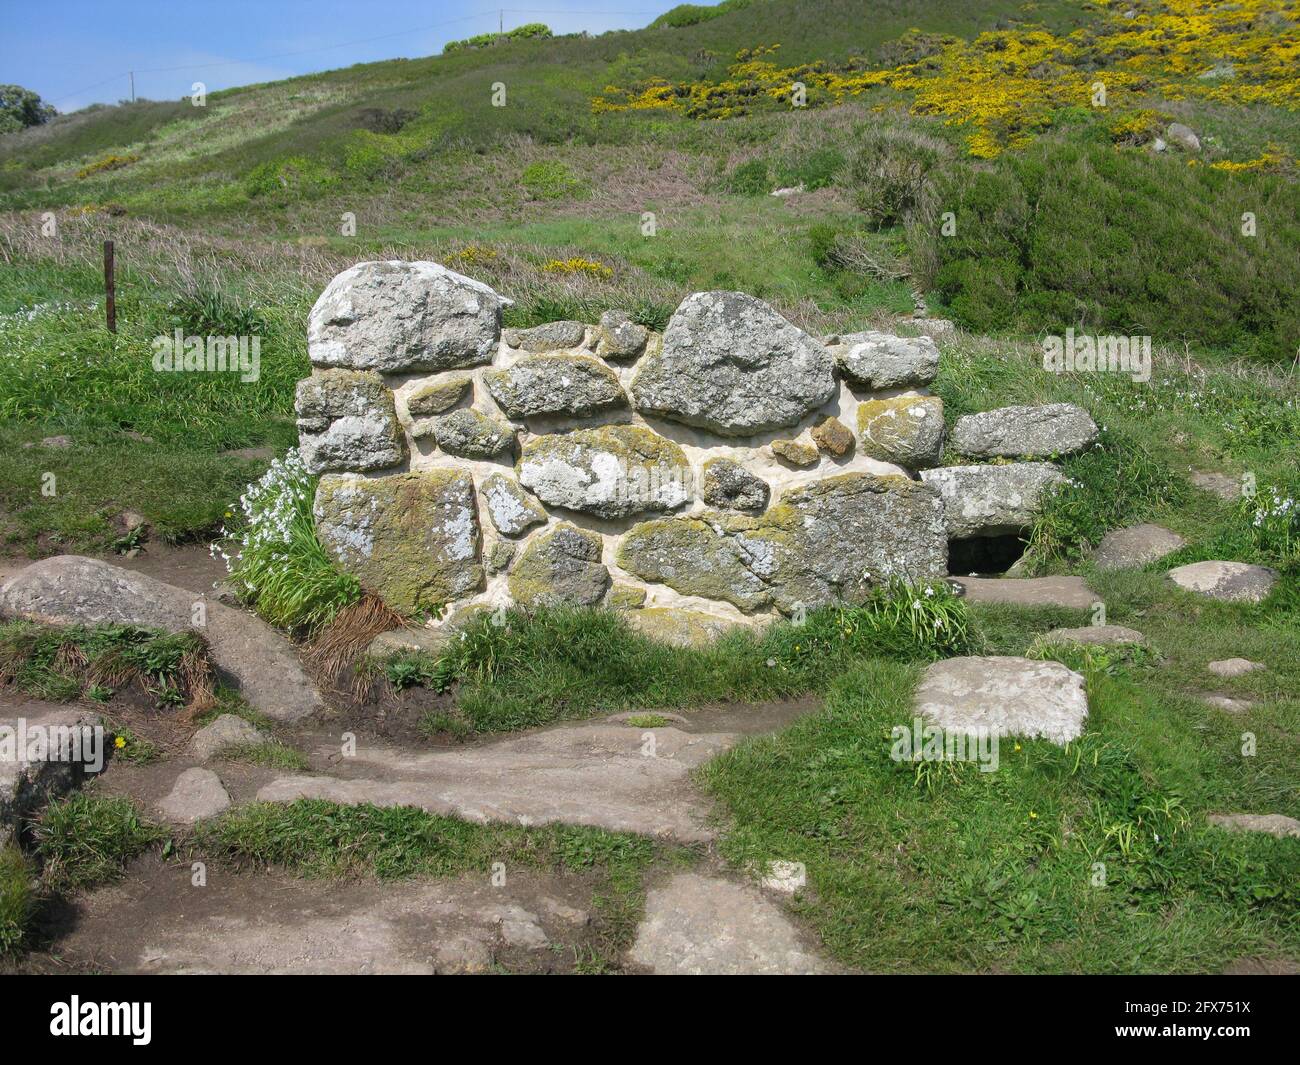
(1092, 523, 1185, 571)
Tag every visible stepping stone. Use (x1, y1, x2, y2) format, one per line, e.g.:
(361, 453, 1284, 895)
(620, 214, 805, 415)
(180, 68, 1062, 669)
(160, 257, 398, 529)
(1190, 470, 1241, 502)
(1207, 813, 1300, 839)
(1167, 561, 1277, 603)
(629, 873, 829, 974)
(157, 768, 231, 825)
(1038, 624, 1145, 647)
(954, 576, 1095, 609)
(188, 714, 270, 761)
(1208, 658, 1264, 678)
(0, 555, 322, 721)
(1092, 523, 1185, 571)
(219, 447, 276, 462)
(257, 723, 741, 842)
(1200, 693, 1257, 713)
(0, 702, 104, 845)
(915, 656, 1088, 746)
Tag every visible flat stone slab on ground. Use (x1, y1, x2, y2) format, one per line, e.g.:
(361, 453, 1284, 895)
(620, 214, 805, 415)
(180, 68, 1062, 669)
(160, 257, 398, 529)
(1092, 523, 1186, 570)
(1208, 658, 1264, 678)
(915, 656, 1088, 746)
(1039, 624, 1145, 647)
(257, 722, 740, 842)
(1190, 470, 1241, 502)
(1167, 561, 1277, 603)
(0, 556, 321, 722)
(629, 872, 830, 974)
(1207, 813, 1300, 839)
(954, 576, 1095, 609)
(1200, 693, 1257, 713)
(157, 767, 231, 824)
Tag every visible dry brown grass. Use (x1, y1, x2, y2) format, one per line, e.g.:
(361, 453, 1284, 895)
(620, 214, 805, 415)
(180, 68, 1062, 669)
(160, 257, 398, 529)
(304, 593, 406, 684)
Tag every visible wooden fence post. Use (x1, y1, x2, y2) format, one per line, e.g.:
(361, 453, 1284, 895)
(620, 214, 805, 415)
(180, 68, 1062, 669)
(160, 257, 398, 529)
(103, 240, 116, 334)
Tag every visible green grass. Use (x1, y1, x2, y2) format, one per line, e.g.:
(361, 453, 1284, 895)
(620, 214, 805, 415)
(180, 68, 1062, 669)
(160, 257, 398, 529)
(214, 742, 309, 771)
(0, 844, 36, 956)
(34, 794, 164, 891)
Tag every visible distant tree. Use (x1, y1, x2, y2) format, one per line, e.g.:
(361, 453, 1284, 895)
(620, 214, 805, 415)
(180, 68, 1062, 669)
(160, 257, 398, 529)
(0, 84, 57, 135)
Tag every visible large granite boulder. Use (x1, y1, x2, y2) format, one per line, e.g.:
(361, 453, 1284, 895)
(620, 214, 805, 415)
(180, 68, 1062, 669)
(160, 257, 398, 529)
(314, 470, 483, 615)
(295, 369, 405, 474)
(619, 473, 946, 615)
(951, 403, 1098, 459)
(630, 292, 835, 436)
(920, 462, 1067, 537)
(484, 354, 626, 419)
(832, 331, 939, 390)
(308, 261, 506, 373)
(857, 395, 945, 469)
(517, 425, 691, 519)
(508, 524, 609, 609)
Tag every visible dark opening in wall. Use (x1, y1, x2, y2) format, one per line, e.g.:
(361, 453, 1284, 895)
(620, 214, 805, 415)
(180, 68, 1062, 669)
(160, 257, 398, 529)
(948, 533, 1027, 576)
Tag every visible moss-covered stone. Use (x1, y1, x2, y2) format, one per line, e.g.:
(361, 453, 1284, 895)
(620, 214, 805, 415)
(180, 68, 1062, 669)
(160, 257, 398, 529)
(407, 375, 471, 416)
(314, 470, 482, 615)
(810, 416, 854, 457)
(430, 408, 514, 458)
(857, 395, 945, 469)
(486, 540, 516, 575)
(700, 457, 769, 511)
(484, 354, 626, 418)
(627, 608, 743, 648)
(509, 523, 609, 609)
(771, 439, 819, 467)
(608, 583, 648, 609)
(518, 424, 691, 518)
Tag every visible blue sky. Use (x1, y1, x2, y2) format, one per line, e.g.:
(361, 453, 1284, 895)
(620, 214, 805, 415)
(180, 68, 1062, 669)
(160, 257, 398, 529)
(1, 1, 674, 113)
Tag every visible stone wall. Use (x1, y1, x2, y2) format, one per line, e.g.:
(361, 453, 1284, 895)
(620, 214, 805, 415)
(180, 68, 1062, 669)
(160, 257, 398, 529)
(297, 261, 1097, 638)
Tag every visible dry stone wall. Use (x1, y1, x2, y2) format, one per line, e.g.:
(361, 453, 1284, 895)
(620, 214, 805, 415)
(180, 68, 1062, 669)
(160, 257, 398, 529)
(298, 261, 1098, 635)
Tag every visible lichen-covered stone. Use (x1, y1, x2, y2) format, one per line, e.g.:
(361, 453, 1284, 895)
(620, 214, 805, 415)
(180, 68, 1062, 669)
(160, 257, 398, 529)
(481, 474, 548, 537)
(509, 524, 609, 609)
(619, 474, 947, 615)
(430, 408, 514, 458)
(857, 395, 945, 469)
(503, 320, 587, 351)
(407, 375, 471, 416)
(595, 310, 649, 360)
(484, 354, 627, 418)
(810, 416, 854, 457)
(485, 540, 516, 575)
(700, 458, 768, 511)
(518, 425, 691, 519)
(951, 403, 1098, 459)
(314, 470, 482, 615)
(295, 369, 405, 474)
(920, 462, 1067, 538)
(834, 331, 939, 390)
(771, 439, 819, 467)
(608, 583, 648, 609)
(630, 292, 835, 436)
(627, 608, 742, 648)
(308, 261, 506, 373)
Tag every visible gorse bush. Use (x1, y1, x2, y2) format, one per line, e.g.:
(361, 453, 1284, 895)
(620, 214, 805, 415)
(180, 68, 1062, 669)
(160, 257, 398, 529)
(848, 126, 945, 228)
(216, 449, 361, 635)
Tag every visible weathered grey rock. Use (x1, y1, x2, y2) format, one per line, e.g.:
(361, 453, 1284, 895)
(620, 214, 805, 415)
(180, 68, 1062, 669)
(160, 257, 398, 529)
(1167, 561, 1277, 603)
(630, 873, 829, 974)
(314, 471, 482, 616)
(700, 458, 769, 511)
(1190, 470, 1241, 501)
(770, 439, 819, 467)
(480, 473, 548, 537)
(189, 714, 269, 761)
(0, 557, 321, 721)
(833, 331, 939, 389)
(1166, 122, 1201, 152)
(920, 462, 1067, 538)
(607, 583, 647, 609)
(630, 292, 835, 436)
(308, 261, 506, 373)
(627, 608, 744, 648)
(857, 395, 945, 469)
(810, 416, 854, 457)
(406, 375, 471, 416)
(619, 474, 947, 615)
(503, 320, 586, 352)
(1201, 694, 1256, 713)
(366, 626, 451, 660)
(595, 310, 649, 360)
(484, 354, 626, 418)
(916, 656, 1088, 746)
(485, 540, 516, 575)
(517, 425, 690, 519)
(910, 318, 955, 340)
(295, 369, 405, 474)
(1207, 813, 1299, 839)
(157, 768, 231, 824)
(954, 575, 1095, 608)
(1093, 523, 1186, 570)
(509, 524, 609, 609)
(428, 408, 514, 458)
(1039, 624, 1146, 647)
(1208, 658, 1263, 678)
(1, 704, 103, 843)
(952, 403, 1098, 459)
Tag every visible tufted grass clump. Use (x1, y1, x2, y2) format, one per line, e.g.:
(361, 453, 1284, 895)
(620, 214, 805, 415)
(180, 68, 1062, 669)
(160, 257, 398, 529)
(34, 794, 164, 892)
(0, 844, 36, 957)
(216, 449, 361, 636)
